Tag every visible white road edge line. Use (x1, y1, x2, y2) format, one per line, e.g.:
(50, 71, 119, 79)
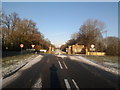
(58, 61, 63, 69)
(64, 79, 71, 89)
(32, 76, 42, 88)
(63, 61, 68, 69)
(72, 79, 80, 90)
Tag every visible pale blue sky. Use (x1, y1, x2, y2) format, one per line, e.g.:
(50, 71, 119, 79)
(3, 2, 118, 46)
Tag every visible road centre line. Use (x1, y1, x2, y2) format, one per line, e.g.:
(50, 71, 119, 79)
(72, 79, 80, 90)
(64, 79, 71, 89)
(63, 61, 68, 69)
(58, 61, 63, 69)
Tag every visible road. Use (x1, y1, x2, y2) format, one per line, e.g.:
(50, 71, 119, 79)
(2, 54, 119, 89)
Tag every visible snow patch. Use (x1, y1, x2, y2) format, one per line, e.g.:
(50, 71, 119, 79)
(104, 62, 118, 68)
(2, 55, 44, 88)
(68, 55, 119, 75)
(56, 55, 67, 59)
(2, 55, 43, 78)
(22, 55, 43, 70)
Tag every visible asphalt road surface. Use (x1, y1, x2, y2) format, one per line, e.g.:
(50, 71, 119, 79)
(2, 54, 119, 89)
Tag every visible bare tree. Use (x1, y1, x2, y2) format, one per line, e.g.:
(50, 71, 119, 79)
(77, 19, 105, 50)
(71, 32, 79, 40)
(105, 36, 119, 56)
(61, 19, 105, 52)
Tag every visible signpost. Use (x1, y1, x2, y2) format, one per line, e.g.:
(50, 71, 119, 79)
(90, 44, 95, 55)
(20, 44, 24, 55)
(31, 44, 35, 49)
(90, 48, 95, 52)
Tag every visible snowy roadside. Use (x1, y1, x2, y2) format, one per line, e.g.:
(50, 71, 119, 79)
(56, 54, 67, 59)
(68, 55, 119, 76)
(2, 54, 42, 79)
(2, 54, 44, 88)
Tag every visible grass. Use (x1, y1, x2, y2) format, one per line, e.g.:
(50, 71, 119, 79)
(81, 55, 119, 64)
(2, 51, 39, 77)
(2, 53, 36, 68)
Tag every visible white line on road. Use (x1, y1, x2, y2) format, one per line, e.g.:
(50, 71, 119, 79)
(64, 79, 71, 90)
(47, 58, 49, 63)
(72, 79, 80, 90)
(63, 61, 68, 69)
(32, 76, 42, 88)
(58, 61, 63, 69)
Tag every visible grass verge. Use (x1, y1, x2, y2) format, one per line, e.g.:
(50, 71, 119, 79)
(2, 53, 36, 68)
(81, 55, 119, 64)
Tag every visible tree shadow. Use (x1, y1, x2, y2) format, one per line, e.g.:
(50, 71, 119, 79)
(49, 64, 61, 89)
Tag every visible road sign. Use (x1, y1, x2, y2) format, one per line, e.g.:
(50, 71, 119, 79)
(90, 48, 95, 51)
(31, 44, 35, 48)
(20, 44, 24, 48)
(91, 44, 95, 48)
(20, 44, 24, 55)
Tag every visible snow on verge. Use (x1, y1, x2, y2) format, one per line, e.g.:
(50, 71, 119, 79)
(2, 55, 43, 79)
(56, 55, 67, 59)
(69, 55, 119, 76)
(2, 55, 44, 88)
(22, 55, 43, 70)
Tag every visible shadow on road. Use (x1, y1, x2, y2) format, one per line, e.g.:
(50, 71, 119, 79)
(50, 64, 61, 89)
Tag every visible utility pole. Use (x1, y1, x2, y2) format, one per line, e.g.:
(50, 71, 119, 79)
(101, 30, 107, 49)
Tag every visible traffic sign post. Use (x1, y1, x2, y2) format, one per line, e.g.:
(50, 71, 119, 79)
(20, 44, 24, 55)
(90, 48, 95, 52)
(31, 44, 35, 49)
(90, 44, 95, 55)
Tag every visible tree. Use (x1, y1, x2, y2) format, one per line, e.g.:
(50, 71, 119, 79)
(71, 32, 79, 40)
(2, 12, 20, 50)
(77, 19, 105, 51)
(61, 19, 106, 52)
(2, 12, 53, 51)
(105, 36, 119, 56)
(60, 39, 76, 51)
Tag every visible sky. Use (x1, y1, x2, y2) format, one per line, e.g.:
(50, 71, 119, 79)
(2, 2, 118, 47)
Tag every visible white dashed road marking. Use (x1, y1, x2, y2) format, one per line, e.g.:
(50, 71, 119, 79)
(72, 79, 80, 90)
(63, 61, 68, 69)
(64, 79, 71, 90)
(58, 61, 63, 69)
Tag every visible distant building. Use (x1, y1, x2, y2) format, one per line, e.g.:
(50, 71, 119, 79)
(67, 43, 85, 54)
(72, 43, 84, 54)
